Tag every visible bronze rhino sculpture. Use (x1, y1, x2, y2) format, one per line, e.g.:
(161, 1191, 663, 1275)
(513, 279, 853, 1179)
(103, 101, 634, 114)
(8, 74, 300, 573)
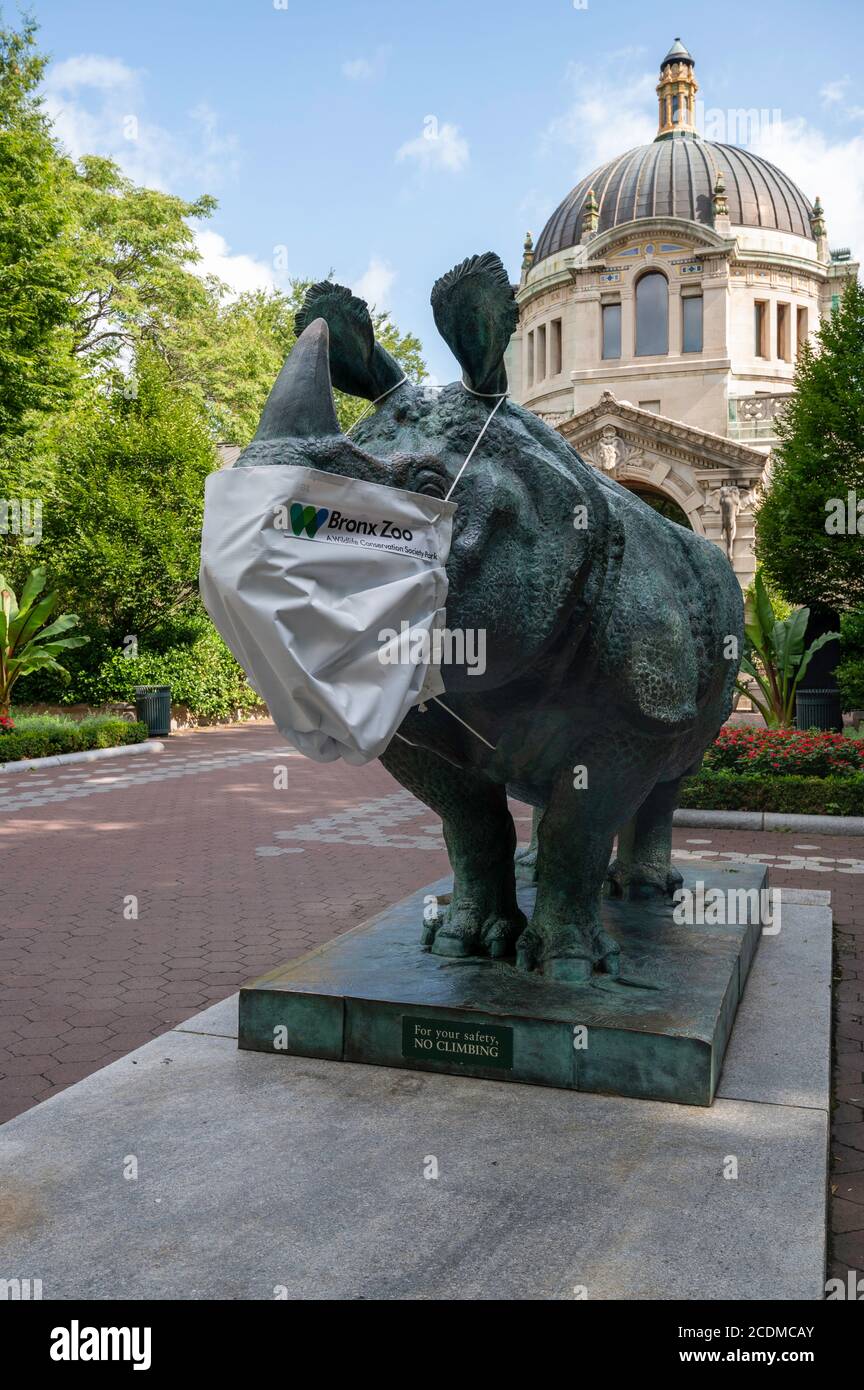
(231, 252, 743, 981)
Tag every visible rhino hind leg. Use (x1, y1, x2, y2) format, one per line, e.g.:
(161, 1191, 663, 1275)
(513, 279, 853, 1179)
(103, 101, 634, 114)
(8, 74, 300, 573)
(514, 805, 542, 883)
(380, 739, 525, 959)
(607, 775, 688, 900)
(517, 765, 632, 982)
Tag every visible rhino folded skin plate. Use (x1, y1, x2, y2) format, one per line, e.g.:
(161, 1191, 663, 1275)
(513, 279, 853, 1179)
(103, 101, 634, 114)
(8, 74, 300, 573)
(239, 865, 766, 1106)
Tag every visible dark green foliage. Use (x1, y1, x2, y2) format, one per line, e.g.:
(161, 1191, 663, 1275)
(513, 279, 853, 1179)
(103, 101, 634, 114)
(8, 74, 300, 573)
(837, 609, 864, 708)
(75, 621, 264, 720)
(680, 769, 864, 816)
(0, 714, 147, 762)
(755, 279, 864, 608)
(0, 19, 79, 433)
(9, 353, 217, 704)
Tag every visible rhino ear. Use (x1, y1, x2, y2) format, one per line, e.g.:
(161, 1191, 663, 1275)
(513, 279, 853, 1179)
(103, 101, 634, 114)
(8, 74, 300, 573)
(431, 252, 517, 396)
(295, 281, 404, 402)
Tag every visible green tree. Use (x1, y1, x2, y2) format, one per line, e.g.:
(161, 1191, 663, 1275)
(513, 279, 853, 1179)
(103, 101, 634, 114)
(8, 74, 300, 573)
(67, 154, 216, 370)
(166, 280, 427, 444)
(25, 352, 216, 681)
(755, 279, 864, 608)
(0, 18, 79, 435)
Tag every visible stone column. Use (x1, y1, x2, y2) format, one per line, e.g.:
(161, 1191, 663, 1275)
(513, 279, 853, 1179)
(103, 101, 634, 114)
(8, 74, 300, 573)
(620, 291, 635, 360)
(668, 281, 683, 355)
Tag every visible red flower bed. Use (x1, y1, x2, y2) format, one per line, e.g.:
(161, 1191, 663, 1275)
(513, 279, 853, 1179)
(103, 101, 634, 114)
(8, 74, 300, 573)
(0, 715, 14, 734)
(705, 726, 864, 778)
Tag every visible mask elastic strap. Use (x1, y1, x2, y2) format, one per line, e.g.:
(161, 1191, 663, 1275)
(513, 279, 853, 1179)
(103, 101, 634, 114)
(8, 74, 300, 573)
(430, 381, 508, 750)
(443, 384, 507, 503)
(345, 376, 408, 435)
(428, 697, 496, 750)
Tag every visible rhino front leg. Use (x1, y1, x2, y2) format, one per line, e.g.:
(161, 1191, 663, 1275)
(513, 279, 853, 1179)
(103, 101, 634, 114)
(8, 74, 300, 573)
(380, 739, 525, 959)
(607, 776, 687, 900)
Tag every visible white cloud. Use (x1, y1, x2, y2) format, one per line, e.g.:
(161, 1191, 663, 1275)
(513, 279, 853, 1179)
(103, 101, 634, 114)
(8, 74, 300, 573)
(42, 51, 239, 193)
(542, 62, 656, 171)
(342, 46, 391, 81)
(749, 116, 864, 256)
(396, 119, 469, 174)
(192, 230, 278, 298)
(820, 77, 851, 107)
(352, 257, 396, 309)
(43, 53, 271, 307)
(48, 53, 137, 92)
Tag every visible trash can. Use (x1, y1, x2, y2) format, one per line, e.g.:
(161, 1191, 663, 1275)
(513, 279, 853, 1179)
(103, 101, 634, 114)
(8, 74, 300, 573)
(795, 687, 843, 732)
(135, 685, 172, 737)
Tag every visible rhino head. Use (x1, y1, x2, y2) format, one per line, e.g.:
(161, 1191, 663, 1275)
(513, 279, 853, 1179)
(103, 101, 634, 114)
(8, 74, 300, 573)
(234, 253, 618, 690)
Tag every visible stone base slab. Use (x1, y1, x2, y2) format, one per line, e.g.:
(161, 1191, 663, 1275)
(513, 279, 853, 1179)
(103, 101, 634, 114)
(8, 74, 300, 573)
(239, 866, 767, 1106)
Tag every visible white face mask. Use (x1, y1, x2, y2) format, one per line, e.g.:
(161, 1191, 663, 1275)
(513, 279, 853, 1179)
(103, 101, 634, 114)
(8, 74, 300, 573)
(199, 464, 456, 764)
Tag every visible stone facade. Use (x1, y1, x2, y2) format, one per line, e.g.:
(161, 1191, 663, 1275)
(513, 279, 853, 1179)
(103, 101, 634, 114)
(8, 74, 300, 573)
(505, 42, 859, 591)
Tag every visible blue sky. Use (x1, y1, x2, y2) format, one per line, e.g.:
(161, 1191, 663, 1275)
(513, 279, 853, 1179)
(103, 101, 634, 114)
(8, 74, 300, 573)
(29, 0, 864, 382)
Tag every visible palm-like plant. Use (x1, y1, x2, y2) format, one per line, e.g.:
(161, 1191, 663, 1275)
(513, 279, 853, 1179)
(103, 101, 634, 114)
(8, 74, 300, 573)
(736, 571, 838, 728)
(0, 569, 89, 718)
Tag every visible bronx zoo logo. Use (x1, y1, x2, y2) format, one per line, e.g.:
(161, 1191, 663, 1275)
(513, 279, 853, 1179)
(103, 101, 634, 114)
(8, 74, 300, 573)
(275, 501, 415, 543)
(288, 502, 329, 538)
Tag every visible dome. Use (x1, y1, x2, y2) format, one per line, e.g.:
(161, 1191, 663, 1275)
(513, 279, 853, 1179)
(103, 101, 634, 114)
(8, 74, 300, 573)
(534, 138, 815, 264)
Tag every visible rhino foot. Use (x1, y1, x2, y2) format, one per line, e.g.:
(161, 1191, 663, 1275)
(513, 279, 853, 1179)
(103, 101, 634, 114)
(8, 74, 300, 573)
(515, 921, 620, 981)
(426, 902, 526, 960)
(607, 858, 683, 900)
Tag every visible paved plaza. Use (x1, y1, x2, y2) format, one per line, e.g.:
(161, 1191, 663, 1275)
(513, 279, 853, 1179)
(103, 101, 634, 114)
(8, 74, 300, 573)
(1, 722, 861, 1287)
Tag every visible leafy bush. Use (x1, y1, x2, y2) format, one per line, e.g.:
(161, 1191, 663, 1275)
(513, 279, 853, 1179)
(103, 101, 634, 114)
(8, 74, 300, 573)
(837, 609, 864, 709)
(0, 566, 88, 715)
(3, 354, 218, 705)
(705, 726, 864, 778)
(74, 623, 264, 720)
(0, 713, 147, 762)
(837, 658, 864, 711)
(680, 769, 864, 816)
(736, 571, 838, 728)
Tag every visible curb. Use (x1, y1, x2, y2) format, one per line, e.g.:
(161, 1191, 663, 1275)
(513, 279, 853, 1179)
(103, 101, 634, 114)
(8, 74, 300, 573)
(0, 738, 166, 776)
(674, 808, 864, 837)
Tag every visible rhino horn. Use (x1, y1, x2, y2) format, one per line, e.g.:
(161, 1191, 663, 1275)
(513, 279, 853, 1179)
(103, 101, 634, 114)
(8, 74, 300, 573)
(253, 318, 341, 441)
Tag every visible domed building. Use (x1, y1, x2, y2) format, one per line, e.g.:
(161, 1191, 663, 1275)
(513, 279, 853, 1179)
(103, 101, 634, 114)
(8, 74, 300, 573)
(506, 39, 859, 587)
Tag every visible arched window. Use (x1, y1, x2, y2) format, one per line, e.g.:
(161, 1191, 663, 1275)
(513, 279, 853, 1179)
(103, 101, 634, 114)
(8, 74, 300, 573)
(635, 271, 668, 356)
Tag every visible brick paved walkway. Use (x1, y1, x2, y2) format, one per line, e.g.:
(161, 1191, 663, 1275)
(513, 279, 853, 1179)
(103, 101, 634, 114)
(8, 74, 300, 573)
(1, 722, 861, 1289)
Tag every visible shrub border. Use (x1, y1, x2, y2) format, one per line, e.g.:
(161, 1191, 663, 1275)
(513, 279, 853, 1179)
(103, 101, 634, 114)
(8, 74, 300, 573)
(0, 719, 149, 766)
(680, 769, 864, 817)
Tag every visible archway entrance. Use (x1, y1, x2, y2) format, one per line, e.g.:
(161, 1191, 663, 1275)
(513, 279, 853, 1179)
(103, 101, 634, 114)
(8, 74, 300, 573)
(624, 482, 692, 530)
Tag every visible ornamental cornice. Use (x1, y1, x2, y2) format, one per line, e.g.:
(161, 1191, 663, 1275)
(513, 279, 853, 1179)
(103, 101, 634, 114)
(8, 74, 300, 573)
(560, 393, 767, 471)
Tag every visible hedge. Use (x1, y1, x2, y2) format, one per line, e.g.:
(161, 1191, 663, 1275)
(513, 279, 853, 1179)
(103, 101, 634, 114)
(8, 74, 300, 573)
(72, 624, 264, 721)
(0, 715, 148, 764)
(680, 769, 864, 816)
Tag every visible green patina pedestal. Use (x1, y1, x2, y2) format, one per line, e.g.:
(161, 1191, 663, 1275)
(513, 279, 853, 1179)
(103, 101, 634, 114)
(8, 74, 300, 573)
(239, 865, 767, 1106)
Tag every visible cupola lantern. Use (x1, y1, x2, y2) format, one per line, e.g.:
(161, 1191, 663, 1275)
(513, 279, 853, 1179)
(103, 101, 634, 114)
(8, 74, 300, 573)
(656, 38, 698, 139)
